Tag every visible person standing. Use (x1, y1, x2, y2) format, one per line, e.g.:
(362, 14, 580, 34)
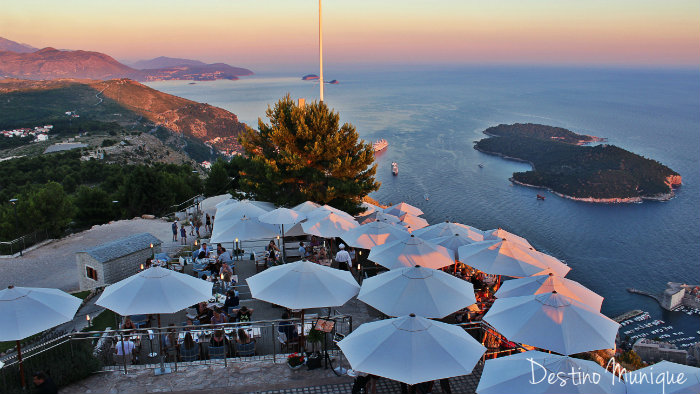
(205, 214, 212, 234)
(180, 226, 187, 245)
(335, 244, 351, 271)
(171, 221, 178, 242)
(298, 242, 306, 261)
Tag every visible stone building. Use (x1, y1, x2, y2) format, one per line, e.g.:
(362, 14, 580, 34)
(76, 233, 162, 290)
(660, 282, 686, 310)
(633, 338, 688, 365)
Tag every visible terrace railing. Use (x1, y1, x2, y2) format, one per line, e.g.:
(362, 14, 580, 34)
(0, 229, 49, 256)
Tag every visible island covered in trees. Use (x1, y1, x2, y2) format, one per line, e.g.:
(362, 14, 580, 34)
(474, 123, 682, 203)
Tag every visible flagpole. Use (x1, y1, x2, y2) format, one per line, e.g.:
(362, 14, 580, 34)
(319, 0, 324, 103)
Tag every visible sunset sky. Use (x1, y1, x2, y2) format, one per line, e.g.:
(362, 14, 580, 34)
(2, 1, 698, 71)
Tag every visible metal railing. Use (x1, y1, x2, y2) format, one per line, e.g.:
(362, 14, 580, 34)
(1, 314, 355, 375)
(0, 229, 49, 256)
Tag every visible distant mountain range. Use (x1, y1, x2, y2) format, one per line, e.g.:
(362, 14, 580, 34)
(0, 37, 253, 81)
(0, 37, 37, 53)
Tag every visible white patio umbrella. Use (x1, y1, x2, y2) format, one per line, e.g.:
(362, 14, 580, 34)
(337, 314, 486, 385)
(458, 239, 570, 278)
(413, 221, 485, 242)
(358, 211, 401, 225)
(301, 211, 359, 238)
(483, 291, 619, 355)
(97, 266, 213, 375)
(359, 201, 381, 215)
(215, 200, 271, 222)
(210, 215, 280, 244)
(397, 213, 430, 231)
(495, 272, 604, 311)
(477, 350, 626, 394)
(384, 202, 424, 217)
(259, 207, 306, 262)
(216, 199, 275, 211)
(340, 220, 410, 250)
(358, 265, 476, 318)
(292, 200, 321, 214)
(246, 259, 360, 347)
(97, 266, 213, 315)
(624, 361, 700, 394)
(0, 286, 81, 388)
(430, 233, 479, 260)
(368, 234, 455, 270)
(482, 228, 532, 248)
(307, 204, 355, 221)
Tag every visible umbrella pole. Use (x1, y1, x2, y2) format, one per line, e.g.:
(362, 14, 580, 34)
(281, 224, 286, 263)
(16, 340, 25, 389)
(155, 313, 171, 375)
(300, 309, 305, 354)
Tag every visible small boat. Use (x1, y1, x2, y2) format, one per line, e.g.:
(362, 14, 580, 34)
(478, 163, 484, 168)
(424, 193, 429, 201)
(373, 139, 388, 152)
(536, 194, 546, 200)
(391, 162, 398, 176)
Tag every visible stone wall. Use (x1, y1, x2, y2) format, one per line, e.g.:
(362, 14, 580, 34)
(76, 245, 162, 291)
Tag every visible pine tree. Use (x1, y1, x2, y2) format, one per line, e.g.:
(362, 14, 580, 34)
(237, 95, 379, 214)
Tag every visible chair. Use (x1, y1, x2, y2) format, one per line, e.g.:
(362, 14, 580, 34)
(209, 344, 226, 360)
(179, 344, 199, 362)
(277, 331, 300, 353)
(235, 341, 256, 357)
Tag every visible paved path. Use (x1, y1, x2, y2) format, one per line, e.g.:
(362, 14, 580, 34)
(60, 360, 482, 394)
(0, 218, 179, 292)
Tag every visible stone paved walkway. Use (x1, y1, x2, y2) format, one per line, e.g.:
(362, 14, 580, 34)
(0, 218, 183, 292)
(59, 359, 482, 394)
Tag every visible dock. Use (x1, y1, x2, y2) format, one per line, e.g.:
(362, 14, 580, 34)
(612, 309, 645, 323)
(627, 288, 661, 303)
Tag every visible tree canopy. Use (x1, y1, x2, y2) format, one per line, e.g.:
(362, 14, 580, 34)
(236, 95, 379, 214)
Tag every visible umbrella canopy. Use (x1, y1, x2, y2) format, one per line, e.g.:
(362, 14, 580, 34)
(210, 215, 280, 243)
(246, 259, 360, 309)
(413, 221, 485, 242)
(338, 314, 485, 385)
(397, 213, 430, 231)
(430, 233, 479, 260)
(202, 194, 232, 216)
(358, 211, 402, 225)
(307, 204, 355, 221)
(96, 266, 213, 315)
(496, 273, 604, 311)
(482, 228, 532, 248)
(216, 199, 275, 211)
(292, 201, 321, 214)
(483, 291, 619, 355)
(477, 350, 625, 394)
(624, 361, 700, 394)
(0, 286, 81, 341)
(340, 220, 410, 249)
(359, 201, 381, 215)
(384, 202, 424, 217)
(458, 239, 570, 278)
(358, 266, 476, 318)
(258, 207, 306, 225)
(301, 212, 359, 238)
(368, 234, 455, 270)
(215, 200, 271, 221)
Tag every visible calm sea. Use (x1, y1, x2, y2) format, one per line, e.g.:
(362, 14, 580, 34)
(147, 66, 700, 338)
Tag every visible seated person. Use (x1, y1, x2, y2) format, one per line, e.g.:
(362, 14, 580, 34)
(198, 242, 210, 257)
(196, 302, 213, 324)
(32, 371, 58, 394)
(206, 260, 222, 276)
(121, 316, 136, 331)
(211, 308, 228, 325)
(209, 329, 228, 348)
(180, 332, 199, 360)
(217, 244, 233, 265)
(278, 312, 299, 340)
(223, 290, 240, 311)
(236, 328, 254, 345)
(162, 326, 178, 359)
(233, 306, 254, 323)
(266, 240, 279, 265)
(220, 261, 234, 279)
(114, 337, 136, 363)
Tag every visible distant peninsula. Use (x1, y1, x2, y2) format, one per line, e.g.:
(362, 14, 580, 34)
(474, 123, 682, 203)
